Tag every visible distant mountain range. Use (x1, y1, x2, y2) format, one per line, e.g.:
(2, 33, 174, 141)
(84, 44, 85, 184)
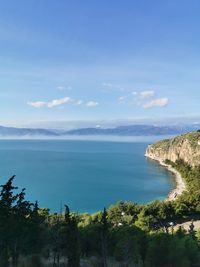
(0, 124, 200, 137)
(65, 125, 200, 136)
(0, 126, 59, 137)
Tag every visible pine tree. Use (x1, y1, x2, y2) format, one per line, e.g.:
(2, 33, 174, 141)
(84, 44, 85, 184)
(189, 220, 196, 240)
(63, 205, 80, 267)
(10, 187, 32, 267)
(100, 208, 108, 267)
(0, 176, 18, 267)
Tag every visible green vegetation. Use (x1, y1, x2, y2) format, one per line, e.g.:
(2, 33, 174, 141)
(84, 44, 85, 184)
(2, 131, 200, 266)
(1, 164, 200, 267)
(151, 138, 170, 149)
(151, 131, 200, 150)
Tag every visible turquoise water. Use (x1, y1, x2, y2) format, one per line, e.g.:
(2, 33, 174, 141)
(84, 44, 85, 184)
(0, 140, 174, 213)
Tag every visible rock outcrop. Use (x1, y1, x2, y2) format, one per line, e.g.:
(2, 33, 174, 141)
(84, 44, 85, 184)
(145, 131, 200, 166)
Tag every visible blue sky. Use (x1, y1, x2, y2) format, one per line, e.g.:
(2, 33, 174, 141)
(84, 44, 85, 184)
(1, 0, 200, 128)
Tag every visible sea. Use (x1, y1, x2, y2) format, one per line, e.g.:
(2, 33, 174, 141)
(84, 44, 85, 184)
(0, 136, 175, 213)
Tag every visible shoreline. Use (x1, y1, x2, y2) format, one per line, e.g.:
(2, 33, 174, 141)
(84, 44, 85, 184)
(145, 153, 187, 201)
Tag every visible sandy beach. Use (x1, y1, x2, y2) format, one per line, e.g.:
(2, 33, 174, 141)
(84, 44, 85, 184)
(145, 154, 187, 201)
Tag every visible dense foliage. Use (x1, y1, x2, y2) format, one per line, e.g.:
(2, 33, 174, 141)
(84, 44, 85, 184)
(1, 159, 200, 266)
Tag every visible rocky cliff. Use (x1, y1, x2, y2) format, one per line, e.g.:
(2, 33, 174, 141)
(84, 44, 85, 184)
(145, 131, 200, 166)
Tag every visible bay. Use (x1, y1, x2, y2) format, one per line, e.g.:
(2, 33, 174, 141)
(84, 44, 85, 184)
(0, 138, 175, 213)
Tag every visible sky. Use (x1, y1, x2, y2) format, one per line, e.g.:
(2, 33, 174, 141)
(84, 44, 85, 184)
(1, 0, 200, 129)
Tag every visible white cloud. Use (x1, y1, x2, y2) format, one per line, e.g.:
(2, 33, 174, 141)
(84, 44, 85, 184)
(139, 90, 155, 98)
(47, 97, 72, 108)
(132, 91, 138, 96)
(76, 100, 84, 105)
(29, 96, 100, 109)
(28, 101, 47, 108)
(143, 98, 169, 109)
(86, 101, 99, 107)
(28, 97, 72, 108)
(131, 90, 168, 109)
(118, 96, 127, 102)
(102, 82, 124, 92)
(57, 86, 65, 90)
(57, 85, 72, 91)
(102, 82, 113, 88)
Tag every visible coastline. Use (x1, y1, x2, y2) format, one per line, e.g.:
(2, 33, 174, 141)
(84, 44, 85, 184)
(145, 153, 187, 201)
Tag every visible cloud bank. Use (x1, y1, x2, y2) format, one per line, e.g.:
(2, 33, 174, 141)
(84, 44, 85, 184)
(143, 98, 169, 109)
(132, 90, 169, 109)
(86, 101, 99, 107)
(28, 97, 72, 109)
(139, 90, 155, 98)
(28, 97, 99, 109)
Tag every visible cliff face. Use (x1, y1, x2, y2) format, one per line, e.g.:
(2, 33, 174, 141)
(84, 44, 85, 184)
(145, 132, 200, 166)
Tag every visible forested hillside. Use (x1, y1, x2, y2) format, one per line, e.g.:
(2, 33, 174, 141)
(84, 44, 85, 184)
(1, 172, 200, 267)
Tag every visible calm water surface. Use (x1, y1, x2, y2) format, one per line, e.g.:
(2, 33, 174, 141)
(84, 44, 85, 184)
(0, 139, 175, 213)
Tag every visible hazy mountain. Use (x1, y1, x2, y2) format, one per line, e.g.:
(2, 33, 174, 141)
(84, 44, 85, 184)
(0, 124, 199, 137)
(65, 124, 200, 136)
(0, 126, 59, 137)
